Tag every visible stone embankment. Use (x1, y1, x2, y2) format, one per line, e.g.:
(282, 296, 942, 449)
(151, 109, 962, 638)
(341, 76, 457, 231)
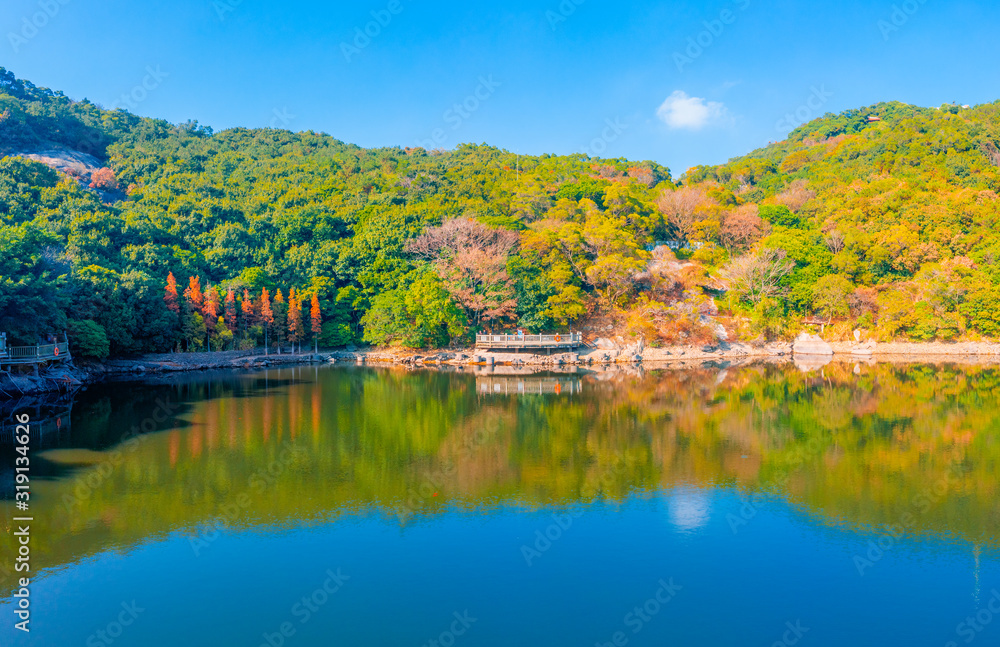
(365, 341, 792, 368)
(366, 337, 1000, 369)
(1, 349, 335, 396)
(8, 338, 1000, 398)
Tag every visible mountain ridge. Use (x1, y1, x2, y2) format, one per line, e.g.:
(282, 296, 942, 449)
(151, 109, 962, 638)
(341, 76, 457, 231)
(2, 65, 999, 355)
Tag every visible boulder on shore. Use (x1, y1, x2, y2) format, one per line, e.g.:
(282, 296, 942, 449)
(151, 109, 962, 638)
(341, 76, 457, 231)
(851, 342, 876, 356)
(792, 333, 833, 356)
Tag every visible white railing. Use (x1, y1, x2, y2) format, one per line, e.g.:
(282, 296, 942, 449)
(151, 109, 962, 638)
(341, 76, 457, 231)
(475, 333, 582, 347)
(0, 342, 71, 364)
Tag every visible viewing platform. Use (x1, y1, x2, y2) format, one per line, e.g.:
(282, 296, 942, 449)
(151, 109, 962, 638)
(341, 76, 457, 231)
(0, 338, 72, 367)
(475, 333, 583, 351)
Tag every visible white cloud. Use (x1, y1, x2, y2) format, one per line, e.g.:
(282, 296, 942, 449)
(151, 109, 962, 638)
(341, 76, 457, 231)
(656, 91, 729, 130)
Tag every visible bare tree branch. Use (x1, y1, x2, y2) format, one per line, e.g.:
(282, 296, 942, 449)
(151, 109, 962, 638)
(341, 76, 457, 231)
(405, 217, 520, 328)
(721, 248, 795, 305)
(655, 186, 714, 243)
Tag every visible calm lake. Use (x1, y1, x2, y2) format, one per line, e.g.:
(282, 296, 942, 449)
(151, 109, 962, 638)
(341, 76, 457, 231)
(2, 363, 999, 646)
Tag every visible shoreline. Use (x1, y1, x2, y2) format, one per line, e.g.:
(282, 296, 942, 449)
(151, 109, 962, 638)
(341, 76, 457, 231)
(6, 340, 1000, 398)
(365, 339, 1000, 366)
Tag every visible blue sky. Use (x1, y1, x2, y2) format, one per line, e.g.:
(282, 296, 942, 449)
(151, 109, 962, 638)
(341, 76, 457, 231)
(3, 0, 999, 175)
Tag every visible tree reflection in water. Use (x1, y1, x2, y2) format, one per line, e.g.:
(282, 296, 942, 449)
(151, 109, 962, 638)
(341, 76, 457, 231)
(3, 361, 999, 592)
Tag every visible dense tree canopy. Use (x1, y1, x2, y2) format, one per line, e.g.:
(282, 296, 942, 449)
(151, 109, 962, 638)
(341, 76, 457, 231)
(1, 66, 1000, 353)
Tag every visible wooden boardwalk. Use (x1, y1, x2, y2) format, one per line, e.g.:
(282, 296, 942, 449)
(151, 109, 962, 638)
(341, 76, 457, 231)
(0, 341, 71, 366)
(475, 333, 583, 351)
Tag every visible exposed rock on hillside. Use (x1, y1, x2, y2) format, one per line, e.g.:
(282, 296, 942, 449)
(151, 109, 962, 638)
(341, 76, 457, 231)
(15, 148, 125, 202)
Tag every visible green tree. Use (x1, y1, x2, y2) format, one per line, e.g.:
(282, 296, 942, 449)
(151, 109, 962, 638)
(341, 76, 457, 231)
(67, 319, 109, 359)
(211, 316, 233, 351)
(183, 312, 207, 350)
(812, 275, 854, 319)
(319, 286, 366, 347)
(361, 271, 467, 348)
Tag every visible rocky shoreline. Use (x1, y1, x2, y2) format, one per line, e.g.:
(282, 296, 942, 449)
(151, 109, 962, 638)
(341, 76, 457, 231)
(366, 334, 1000, 367)
(7, 337, 1000, 397)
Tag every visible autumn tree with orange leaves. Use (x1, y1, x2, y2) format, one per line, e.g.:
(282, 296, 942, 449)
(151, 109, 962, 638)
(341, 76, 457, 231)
(655, 186, 716, 244)
(259, 287, 273, 352)
(224, 288, 237, 334)
(241, 289, 255, 324)
(240, 289, 255, 347)
(287, 288, 303, 350)
(272, 289, 287, 346)
(89, 167, 119, 191)
(310, 292, 322, 353)
(184, 276, 203, 312)
(203, 286, 220, 349)
(180, 276, 207, 351)
(164, 272, 180, 313)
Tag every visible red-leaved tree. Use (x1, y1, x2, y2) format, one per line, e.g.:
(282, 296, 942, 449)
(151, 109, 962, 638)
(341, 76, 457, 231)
(184, 276, 203, 312)
(89, 167, 119, 191)
(259, 288, 273, 351)
(224, 288, 237, 327)
(164, 272, 180, 313)
(241, 289, 255, 330)
(203, 286, 220, 336)
(310, 292, 322, 352)
(287, 288, 302, 350)
(273, 289, 286, 345)
(405, 217, 519, 329)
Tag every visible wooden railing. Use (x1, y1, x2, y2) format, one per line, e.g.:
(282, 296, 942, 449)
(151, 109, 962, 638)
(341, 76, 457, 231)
(0, 342, 71, 364)
(475, 333, 583, 349)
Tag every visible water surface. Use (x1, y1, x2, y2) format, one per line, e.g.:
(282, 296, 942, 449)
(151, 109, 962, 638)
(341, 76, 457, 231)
(2, 363, 999, 646)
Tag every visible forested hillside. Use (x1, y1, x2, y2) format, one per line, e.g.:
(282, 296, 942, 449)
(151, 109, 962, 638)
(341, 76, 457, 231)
(2, 67, 999, 357)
